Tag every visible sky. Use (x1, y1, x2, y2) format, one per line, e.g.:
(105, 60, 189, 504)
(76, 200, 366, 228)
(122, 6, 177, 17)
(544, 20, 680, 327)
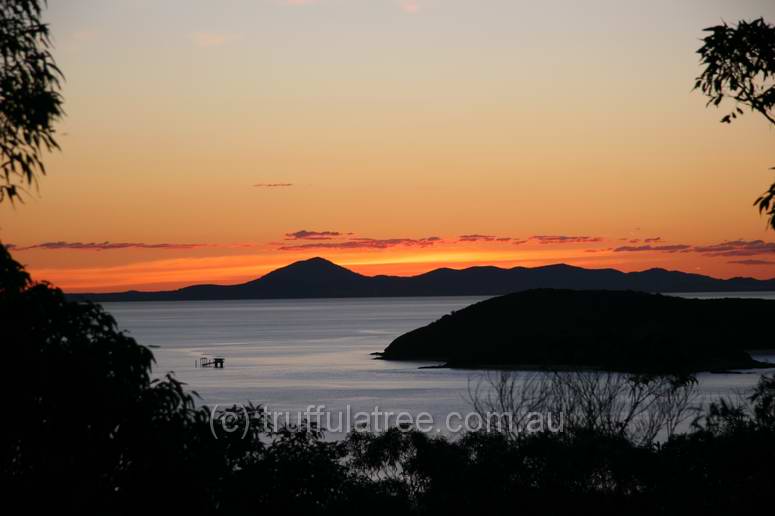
(1, 0, 775, 292)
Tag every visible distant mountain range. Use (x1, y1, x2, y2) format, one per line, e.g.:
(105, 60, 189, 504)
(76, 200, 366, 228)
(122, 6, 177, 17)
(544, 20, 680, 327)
(69, 257, 775, 302)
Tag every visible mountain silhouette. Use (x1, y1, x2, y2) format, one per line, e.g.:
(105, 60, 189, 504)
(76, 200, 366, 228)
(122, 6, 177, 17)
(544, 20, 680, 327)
(71, 257, 775, 302)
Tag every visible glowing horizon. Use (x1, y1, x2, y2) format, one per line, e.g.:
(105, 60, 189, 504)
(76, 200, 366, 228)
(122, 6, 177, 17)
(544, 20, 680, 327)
(8, 231, 775, 292)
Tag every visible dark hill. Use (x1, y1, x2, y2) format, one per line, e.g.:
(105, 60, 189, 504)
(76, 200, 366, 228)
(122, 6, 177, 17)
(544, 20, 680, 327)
(379, 289, 775, 374)
(72, 257, 775, 302)
(228, 257, 368, 298)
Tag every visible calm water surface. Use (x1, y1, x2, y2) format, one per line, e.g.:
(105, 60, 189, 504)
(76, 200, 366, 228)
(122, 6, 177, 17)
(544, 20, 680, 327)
(104, 293, 775, 434)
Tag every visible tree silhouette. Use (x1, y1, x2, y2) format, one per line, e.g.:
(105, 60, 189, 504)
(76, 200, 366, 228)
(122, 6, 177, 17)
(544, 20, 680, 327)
(695, 18, 775, 229)
(0, 0, 63, 203)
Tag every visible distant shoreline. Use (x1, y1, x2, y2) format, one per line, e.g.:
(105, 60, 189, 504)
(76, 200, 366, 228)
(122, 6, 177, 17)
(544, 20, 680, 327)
(413, 360, 775, 374)
(93, 291, 775, 304)
(375, 354, 775, 374)
(68, 257, 775, 303)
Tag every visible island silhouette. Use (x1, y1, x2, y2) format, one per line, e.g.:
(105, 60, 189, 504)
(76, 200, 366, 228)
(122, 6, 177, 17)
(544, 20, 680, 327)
(379, 289, 774, 374)
(73, 256, 775, 302)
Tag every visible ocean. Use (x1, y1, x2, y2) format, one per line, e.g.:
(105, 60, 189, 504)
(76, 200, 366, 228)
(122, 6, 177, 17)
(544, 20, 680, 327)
(104, 293, 775, 436)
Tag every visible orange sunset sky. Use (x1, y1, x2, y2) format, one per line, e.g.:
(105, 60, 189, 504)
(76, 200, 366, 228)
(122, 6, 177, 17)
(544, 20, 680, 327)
(1, 0, 775, 292)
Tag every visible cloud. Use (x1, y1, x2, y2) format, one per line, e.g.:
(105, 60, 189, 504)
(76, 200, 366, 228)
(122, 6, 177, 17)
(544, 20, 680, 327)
(693, 240, 775, 257)
(457, 234, 606, 246)
(644, 237, 662, 243)
(459, 234, 497, 242)
(278, 236, 440, 251)
(400, 1, 421, 13)
(530, 235, 604, 244)
(614, 244, 692, 253)
(285, 230, 342, 241)
(459, 234, 529, 244)
(728, 259, 775, 266)
(191, 31, 241, 48)
(13, 241, 211, 252)
(612, 239, 775, 257)
(254, 183, 293, 188)
(2, 243, 16, 250)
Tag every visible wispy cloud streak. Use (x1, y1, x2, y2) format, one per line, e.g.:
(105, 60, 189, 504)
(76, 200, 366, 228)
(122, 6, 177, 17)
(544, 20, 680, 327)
(728, 259, 775, 266)
(13, 241, 211, 252)
(285, 230, 342, 241)
(693, 240, 775, 257)
(531, 235, 604, 244)
(278, 236, 440, 251)
(614, 239, 775, 257)
(614, 244, 692, 253)
(458, 234, 506, 242)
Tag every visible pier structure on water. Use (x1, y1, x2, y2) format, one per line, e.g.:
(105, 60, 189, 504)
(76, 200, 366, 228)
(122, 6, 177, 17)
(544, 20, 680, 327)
(196, 354, 225, 368)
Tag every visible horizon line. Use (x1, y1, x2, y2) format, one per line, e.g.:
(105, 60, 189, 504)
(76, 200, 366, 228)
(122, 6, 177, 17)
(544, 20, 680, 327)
(65, 256, 773, 296)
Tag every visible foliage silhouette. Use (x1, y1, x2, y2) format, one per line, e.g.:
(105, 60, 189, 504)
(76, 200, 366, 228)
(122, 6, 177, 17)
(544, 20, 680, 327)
(0, 0, 63, 203)
(695, 18, 775, 228)
(470, 371, 699, 445)
(0, 244, 265, 514)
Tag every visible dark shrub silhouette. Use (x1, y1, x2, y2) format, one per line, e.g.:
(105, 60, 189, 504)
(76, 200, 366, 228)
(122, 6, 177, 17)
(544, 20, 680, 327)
(1, 242, 155, 510)
(0, 244, 261, 513)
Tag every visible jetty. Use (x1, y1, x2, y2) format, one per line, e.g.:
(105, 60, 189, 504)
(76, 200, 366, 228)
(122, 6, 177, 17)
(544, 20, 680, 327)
(196, 355, 225, 368)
